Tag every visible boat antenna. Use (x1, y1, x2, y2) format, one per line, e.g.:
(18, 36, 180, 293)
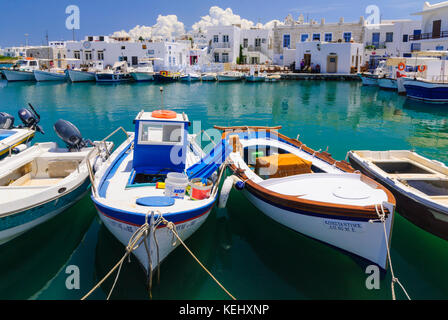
(27, 103, 40, 120)
(160, 87, 164, 108)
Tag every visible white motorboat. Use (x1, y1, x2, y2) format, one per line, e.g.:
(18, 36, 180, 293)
(246, 67, 266, 82)
(349, 150, 448, 241)
(2, 58, 40, 81)
(130, 60, 155, 82)
(0, 105, 44, 159)
(67, 61, 104, 82)
(95, 61, 132, 83)
(91, 110, 227, 276)
(180, 73, 201, 82)
(217, 71, 244, 82)
(34, 69, 68, 82)
(0, 120, 113, 245)
(216, 126, 396, 269)
(201, 73, 217, 81)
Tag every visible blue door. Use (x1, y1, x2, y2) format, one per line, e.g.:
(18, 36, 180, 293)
(372, 33, 380, 47)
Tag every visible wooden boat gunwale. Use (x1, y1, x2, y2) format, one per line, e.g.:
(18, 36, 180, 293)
(217, 126, 395, 220)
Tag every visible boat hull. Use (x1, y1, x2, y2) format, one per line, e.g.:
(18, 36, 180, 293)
(349, 155, 448, 241)
(130, 72, 154, 82)
(94, 200, 214, 274)
(33, 70, 68, 82)
(217, 75, 243, 82)
(378, 77, 397, 90)
(153, 74, 178, 82)
(2, 70, 35, 81)
(0, 179, 90, 245)
(180, 75, 201, 82)
(404, 79, 448, 103)
(241, 186, 392, 269)
(201, 75, 216, 81)
(359, 74, 378, 86)
(246, 76, 266, 82)
(67, 69, 96, 82)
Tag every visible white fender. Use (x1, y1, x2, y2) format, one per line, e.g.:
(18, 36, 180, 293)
(12, 144, 28, 154)
(218, 175, 240, 208)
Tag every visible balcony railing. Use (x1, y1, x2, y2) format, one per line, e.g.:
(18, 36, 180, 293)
(211, 42, 231, 49)
(365, 42, 387, 49)
(409, 31, 448, 41)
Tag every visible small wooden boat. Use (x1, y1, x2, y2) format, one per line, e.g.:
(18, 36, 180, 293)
(0, 120, 113, 245)
(216, 126, 396, 269)
(0, 105, 44, 159)
(67, 69, 96, 82)
(217, 71, 244, 82)
(91, 110, 228, 276)
(201, 73, 217, 81)
(34, 69, 68, 82)
(153, 70, 180, 83)
(95, 61, 132, 83)
(348, 150, 448, 241)
(2, 58, 40, 82)
(180, 73, 201, 82)
(403, 78, 448, 103)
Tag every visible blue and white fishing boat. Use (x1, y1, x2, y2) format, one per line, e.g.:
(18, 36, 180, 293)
(95, 61, 132, 83)
(180, 72, 201, 82)
(0, 105, 44, 159)
(34, 69, 68, 82)
(0, 120, 113, 245)
(403, 78, 448, 103)
(2, 58, 40, 82)
(91, 109, 229, 276)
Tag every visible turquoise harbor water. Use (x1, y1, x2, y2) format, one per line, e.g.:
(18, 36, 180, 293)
(0, 79, 447, 300)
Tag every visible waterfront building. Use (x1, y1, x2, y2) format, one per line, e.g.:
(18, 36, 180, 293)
(295, 41, 364, 74)
(272, 14, 365, 65)
(25, 46, 68, 69)
(409, 1, 448, 52)
(65, 36, 191, 71)
(0, 46, 27, 57)
(240, 28, 274, 64)
(206, 25, 241, 63)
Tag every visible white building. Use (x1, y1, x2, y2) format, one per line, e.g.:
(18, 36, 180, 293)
(240, 28, 274, 64)
(0, 46, 27, 57)
(295, 41, 364, 74)
(65, 36, 191, 71)
(364, 20, 422, 57)
(206, 25, 241, 63)
(409, 1, 448, 52)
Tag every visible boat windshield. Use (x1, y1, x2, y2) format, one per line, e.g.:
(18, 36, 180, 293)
(15, 60, 27, 66)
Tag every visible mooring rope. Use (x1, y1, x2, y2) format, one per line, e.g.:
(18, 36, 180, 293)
(161, 218, 237, 301)
(371, 203, 411, 300)
(81, 210, 235, 301)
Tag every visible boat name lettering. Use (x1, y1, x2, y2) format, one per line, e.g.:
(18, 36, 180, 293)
(323, 220, 364, 233)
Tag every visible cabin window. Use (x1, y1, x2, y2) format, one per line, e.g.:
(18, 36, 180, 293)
(29, 61, 37, 66)
(138, 122, 184, 145)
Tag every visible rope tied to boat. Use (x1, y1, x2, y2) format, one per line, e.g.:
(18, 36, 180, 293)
(370, 203, 411, 300)
(161, 218, 237, 301)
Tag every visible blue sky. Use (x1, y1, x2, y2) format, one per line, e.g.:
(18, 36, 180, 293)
(0, 0, 424, 47)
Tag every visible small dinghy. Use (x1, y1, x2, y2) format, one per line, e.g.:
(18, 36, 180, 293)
(0, 120, 113, 245)
(0, 104, 44, 159)
(349, 150, 448, 241)
(216, 126, 396, 269)
(91, 110, 228, 276)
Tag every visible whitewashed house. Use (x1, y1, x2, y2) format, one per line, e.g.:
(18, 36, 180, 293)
(409, 1, 448, 52)
(206, 25, 241, 63)
(65, 36, 191, 71)
(273, 14, 365, 65)
(295, 41, 364, 74)
(1, 46, 27, 57)
(240, 28, 274, 64)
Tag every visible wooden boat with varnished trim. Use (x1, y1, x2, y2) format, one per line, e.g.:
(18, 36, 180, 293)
(216, 126, 396, 269)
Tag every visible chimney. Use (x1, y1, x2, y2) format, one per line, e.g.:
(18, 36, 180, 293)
(321, 18, 325, 25)
(339, 17, 344, 24)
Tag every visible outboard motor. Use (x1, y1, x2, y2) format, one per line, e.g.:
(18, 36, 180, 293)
(17, 104, 44, 134)
(54, 119, 92, 152)
(0, 112, 14, 129)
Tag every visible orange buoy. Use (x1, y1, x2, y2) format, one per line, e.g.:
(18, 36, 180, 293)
(418, 65, 427, 72)
(151, 109, 177, 119)
(398, 62, 406, 71)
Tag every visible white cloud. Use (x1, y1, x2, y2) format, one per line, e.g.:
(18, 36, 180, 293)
(192, 6, 281, 32)
(111, 14, 185, 41)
